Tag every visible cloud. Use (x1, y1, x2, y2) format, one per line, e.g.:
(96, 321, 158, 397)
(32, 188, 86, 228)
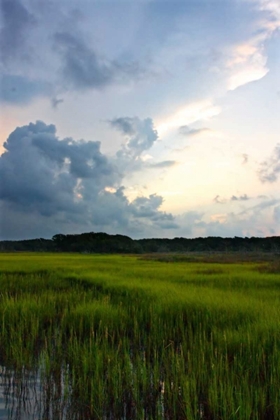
(176, 195, 280, 238)
(227, 40, 269, 90)
(51, 97, 64, 109)
(110, 117, 137, 136)
(130, 194, 178, 229)
(213, 195, 227, 204)
(225, 0, 280, 91)
(0, 121, 177, 239)
(53, 32, 145, 91)
(54, 32, 113, 90)
(255, 0, 280, 26)
(0, 121, 115, 215)
(179, 126, 210, 137)
(148, 160, 177, 169)
(175, 211, 205, 236)
(274, 205, 280, 223)
(111, 117, 159, 161)
(242, 153, 249, 164)
(110, 117, 177, 173)
(258, 144, 280, 182)
(0, 0, 35, 63)
(156, 100, 221, 135)
(1, 121, 278, 241)
(231, 194, 250, 201)
(214, 194, 251, 204)
(238, 198, 280, 216)
(0, 74, 51, 105)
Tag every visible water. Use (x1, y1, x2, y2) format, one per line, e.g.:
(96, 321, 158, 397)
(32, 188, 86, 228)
(1, 365, 206, 419)
(0, 365, 73, 420)
(0, 365, 41, 419)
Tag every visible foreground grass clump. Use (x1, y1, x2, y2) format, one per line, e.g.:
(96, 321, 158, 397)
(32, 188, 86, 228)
(0, 252, 280, 419)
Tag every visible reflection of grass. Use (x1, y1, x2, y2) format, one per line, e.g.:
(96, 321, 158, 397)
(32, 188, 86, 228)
(0, 253, 280, 418)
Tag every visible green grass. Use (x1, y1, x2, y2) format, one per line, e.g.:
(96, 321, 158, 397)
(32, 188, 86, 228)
(0, 252, 280, 419)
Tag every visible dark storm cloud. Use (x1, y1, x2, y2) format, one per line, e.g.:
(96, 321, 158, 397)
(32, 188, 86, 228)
(0, 122, 110, 216)
(0, 74, 51, 104)
(179, 126, 210, 137)
(0, 121, 115, 216)
(31, 135, 111, 180)
(0, 121, 178, 239)
(258, 144, 280, 183)
(0, 0, 35, 63)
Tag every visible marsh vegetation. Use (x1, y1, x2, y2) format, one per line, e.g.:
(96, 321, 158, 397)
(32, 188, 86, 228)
(0, 253, 280, 419)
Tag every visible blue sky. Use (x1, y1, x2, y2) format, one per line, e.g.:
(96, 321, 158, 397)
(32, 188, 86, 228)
(0, 0, 280, 239)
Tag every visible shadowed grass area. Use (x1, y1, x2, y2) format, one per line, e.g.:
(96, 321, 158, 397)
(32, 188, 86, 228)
(0, 253, 280, 419)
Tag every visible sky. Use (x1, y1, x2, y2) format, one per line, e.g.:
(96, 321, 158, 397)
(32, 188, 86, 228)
(0, 0, 280, 240)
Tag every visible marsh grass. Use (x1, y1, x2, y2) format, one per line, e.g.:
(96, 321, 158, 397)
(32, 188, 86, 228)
(0, 253, 280, 418)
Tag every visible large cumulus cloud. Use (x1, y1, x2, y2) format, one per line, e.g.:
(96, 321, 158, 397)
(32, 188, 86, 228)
(0, 121, 177, 239)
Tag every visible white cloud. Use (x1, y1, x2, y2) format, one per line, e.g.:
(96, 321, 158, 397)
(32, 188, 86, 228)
(156, 100, 221, 135)
(244, 0, 280, 26)
(258, 0, 280, 22)
(210, 213, 227, 223)
(226, 0, 280, 90)
(227, 37, 269, 90)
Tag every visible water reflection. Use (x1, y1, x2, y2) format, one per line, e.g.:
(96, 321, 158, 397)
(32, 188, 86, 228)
(0, 365, 205, 419)
(0, 365, 73, 420)
(0, 365, 40, 419)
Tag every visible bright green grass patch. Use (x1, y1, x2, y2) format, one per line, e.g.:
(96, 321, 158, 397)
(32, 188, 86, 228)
(0, 253, 280, 419)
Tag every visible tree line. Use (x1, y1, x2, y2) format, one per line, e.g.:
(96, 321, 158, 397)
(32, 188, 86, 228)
(1, 232, 280, 253)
